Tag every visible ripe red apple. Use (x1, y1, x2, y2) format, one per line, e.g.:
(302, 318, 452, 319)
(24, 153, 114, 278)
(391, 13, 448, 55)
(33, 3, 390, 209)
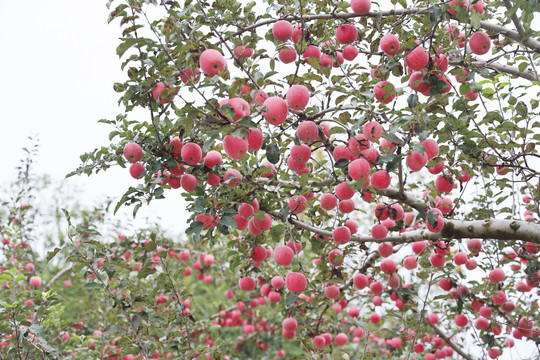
(289, 195, 307, 214)
(336, 24, 357, 44)
(348, 158, 370, 182)
(403, 256, 418, 269)
(278, 46, 297, 64)
(223, 169, 242, 187)
(371, 170, 391, 189)
(467, 238, 482, 253)
(286, 272, 307, 292)
(406, 46, 429, 71)
(469, 0, 485, 14)
(200, 49, 227, 76)
(223, 134, 248, 160)
(380, 259, 396, 274)
(181, 174, 199, 193)
(273, 20, 293, 41)
(247, 128, 264, 152)
(333, 226, 351, 245)
(219, 97, 250, 123)
(129, 163, 145, 179)
(372, 224, 388, 240)
(469, 31, 491, 55)
(239, 277, 256, 291)
(296, 121, 319, 143)
(338, 199, 355, 213)
(406, 150, 428, 171)
(262, 97, 288, 125)
(290, 144, 311, 164)
(435, 175, 454, 193)
(342, 45, 359, 60)
(233, 44, 254, 58)
(380, 34, 400, 55)
(362, 121, 383, 141)
(181, 142, 203, 165)
(203, 150, 222, 168)
(335, 333, 348, 346)
(447, 0, 467, 15)
(353, 273, 368, 289)
(319, 54, 333, 68)
(409, 71, 431, 94)
(320, 193, 338, 210)
(374, 81, 396, 103)
(207, 173, 220, 186)
(489, 268, 505, 283)
(324, 285, 340, 299)
(303, 45, 321, 61)
(351, 0, 371, 15)
(180, 68, 199, 84)
(29, 276, 42, 287)
(286, 85, 310, 110)
(123, 142, 143, 163)
(329, 249, 344, 266)
(152, 82, 178, 104)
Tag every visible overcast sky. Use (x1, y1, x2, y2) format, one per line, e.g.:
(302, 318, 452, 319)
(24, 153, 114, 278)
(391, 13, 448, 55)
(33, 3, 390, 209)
(0, 1, 186, 233)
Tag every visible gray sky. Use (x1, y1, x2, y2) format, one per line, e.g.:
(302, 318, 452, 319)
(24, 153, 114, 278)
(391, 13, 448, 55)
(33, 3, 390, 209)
(0, 1, 187, 232)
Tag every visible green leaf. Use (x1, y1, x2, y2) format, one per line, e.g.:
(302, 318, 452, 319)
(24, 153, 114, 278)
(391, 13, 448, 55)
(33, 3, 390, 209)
(47, 248, 61, 262)
(185, 221, 204, 241)
(266, 143, 280, 164)
(407, 93, 418, 108)
(335, 158, 349, 168)
(516, 101, 528, 117)
(470, 10, 481, 29)
(347, 179, 367, 189)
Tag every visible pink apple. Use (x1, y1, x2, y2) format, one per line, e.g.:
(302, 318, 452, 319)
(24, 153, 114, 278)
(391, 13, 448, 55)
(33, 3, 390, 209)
(262, 97, 288, 126)
(278, 46, 297, 64)
(406, 46, 429, 71)
(351, 0, 371, 14)
(123, 142, 143, 163)
(374, 81, 396, 103)
(219, 97, 250, 123)
(200, 49, 227, 76)
(273, 20, 293, 42)
(469, 31, 491, 55)
(342, 45, 359, 60)
(181, 142, 202, 165)
(336, 24, 357, 44)
(286, 85, 310, 110)
(380, 34, 400, 55)
(296, 121, 319, 143)
(223, 134, 248, 160)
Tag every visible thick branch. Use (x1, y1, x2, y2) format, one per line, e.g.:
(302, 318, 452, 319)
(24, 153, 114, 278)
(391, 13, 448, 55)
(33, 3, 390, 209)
(501, 0, 525, 39)
(289, 217, 540, 244)
(45, 265, 73, 289)
(427, 321, 477, 360)
(450, 57, 540, 82)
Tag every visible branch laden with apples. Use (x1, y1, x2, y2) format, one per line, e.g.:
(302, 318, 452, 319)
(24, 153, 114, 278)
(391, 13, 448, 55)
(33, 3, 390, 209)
(70, 0, 540, 358)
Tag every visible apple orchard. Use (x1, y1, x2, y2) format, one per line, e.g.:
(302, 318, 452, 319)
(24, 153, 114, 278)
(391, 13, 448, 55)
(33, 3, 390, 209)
(2, 0, 540, 359)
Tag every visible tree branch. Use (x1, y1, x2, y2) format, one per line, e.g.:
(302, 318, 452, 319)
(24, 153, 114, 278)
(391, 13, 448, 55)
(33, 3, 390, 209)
(218, 8, 540, 53)
(450, 57, 540, 82)
(426, 321, 477, 360)
(45, 265, 72, 289)
(288, 216, 540, 244)
(501, 0, 525, 39)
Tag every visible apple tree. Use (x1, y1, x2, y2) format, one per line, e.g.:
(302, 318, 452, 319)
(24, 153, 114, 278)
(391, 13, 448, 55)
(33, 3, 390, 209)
(66, 0, 540, 358)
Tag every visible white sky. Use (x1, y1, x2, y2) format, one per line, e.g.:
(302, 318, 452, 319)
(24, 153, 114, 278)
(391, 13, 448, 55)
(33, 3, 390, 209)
(0, 1, 187, 233)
